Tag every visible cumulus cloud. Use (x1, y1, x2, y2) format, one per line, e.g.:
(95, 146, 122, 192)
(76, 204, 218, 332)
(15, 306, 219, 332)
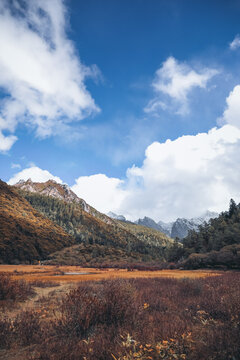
(144, 57, 218, 115)
(218, 85, 240, 128)
(71, 174, 127, 214)
(71, 125, 240, 222)
(229, 35, 240, 50)
(122, 125, 240, 221)
(0, 0, 99, 152)
(8, 166, 63, 185)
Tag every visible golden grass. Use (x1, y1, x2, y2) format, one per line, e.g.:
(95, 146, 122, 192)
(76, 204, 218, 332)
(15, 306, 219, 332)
(0, 265, 221, 284)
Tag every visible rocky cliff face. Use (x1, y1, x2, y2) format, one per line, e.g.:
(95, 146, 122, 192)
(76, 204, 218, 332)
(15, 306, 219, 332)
(170, 211, 218, 239)
(14, 178, 89, 209)
(135, 216, 167, 234)
(134, 211, 218, 239)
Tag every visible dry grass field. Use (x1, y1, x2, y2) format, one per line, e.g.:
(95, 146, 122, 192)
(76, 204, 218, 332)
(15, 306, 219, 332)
(0, 265, 221, 284)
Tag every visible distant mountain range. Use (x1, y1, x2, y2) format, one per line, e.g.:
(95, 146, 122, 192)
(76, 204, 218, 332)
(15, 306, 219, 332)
(108, 211, 218, 239)
(136, 212, 218, 239)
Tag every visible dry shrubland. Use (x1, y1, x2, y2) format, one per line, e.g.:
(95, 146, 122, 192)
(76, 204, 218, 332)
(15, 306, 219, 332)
(0, 272, 239, 360)
(0, 273, 35, 305)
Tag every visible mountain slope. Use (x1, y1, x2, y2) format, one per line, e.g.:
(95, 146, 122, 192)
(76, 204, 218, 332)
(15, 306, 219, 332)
(46, 243, 149, 266)
(16, 188, 172, 263)
(0, 180, 74, 263)
(116, 220, 173, 248)
(177, 200, 240, 269)
(183, 200, 240, 254)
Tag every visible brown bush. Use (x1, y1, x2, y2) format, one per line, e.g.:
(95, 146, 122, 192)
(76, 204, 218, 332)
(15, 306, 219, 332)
(0, 273, 35, 305)
(0, 318, 12, 349)
(13, 310, 43, 346)
(56, 279, 139, 338)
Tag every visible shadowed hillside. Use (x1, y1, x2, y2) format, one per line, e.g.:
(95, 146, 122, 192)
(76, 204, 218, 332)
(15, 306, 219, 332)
(0, 180, 74, 264)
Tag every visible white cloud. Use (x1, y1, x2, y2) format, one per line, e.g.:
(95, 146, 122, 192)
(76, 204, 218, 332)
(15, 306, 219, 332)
(144, 57, 218, 115)
(0, 132, 17, 152)
(218, 85, 240, 128)
(0, 0, 99, 152)
(229, 35, 240, 50)
(121, 125, 240, 221)
(11, 163, 21, 169)
(8, 166, 62, 185)
(71, 174, 128, 214)
(71, 125, 240, 222)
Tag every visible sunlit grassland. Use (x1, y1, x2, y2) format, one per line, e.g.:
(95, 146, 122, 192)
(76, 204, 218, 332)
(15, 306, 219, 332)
(0, 265, 221, 284)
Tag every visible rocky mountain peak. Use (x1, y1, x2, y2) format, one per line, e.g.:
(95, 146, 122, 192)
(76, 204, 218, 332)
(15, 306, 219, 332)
(134, 211, 218, 239)
(13, 179, 90, 212)
(135, 216, 169, 235)
(107, 212, 126, 221)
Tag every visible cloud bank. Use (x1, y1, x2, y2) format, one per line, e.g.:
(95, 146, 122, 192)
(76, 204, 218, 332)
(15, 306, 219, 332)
(144, 57, 218, 115)
(72, 174, 127, 214)
(0, 0, 99, 152)
(8, 166, 63, 185)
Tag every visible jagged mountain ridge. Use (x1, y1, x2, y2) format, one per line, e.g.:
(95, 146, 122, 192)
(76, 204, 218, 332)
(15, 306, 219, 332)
(107, 213, 172, 237)
(135, 216, 165, 233)
(15, 179, 84, 205)
(135, 211, 218, 239)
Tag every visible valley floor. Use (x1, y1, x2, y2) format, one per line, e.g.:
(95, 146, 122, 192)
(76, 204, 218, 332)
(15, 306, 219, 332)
(0, 265, 221, 283)
(0, 266, 238, 360)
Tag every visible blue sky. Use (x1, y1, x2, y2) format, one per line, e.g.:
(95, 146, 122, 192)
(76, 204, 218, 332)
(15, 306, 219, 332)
(1, 0, 240, 221)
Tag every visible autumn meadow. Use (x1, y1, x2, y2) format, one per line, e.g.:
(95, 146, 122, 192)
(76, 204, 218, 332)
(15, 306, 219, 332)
(0, 266, 239, 360)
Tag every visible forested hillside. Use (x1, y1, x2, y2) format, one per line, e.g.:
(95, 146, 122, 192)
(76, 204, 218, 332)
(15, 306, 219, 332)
(0, 180, 74, 263)
(116, 220, 173, 248)
(181, 200, 240, 269)
(18, 190, 172, 264)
